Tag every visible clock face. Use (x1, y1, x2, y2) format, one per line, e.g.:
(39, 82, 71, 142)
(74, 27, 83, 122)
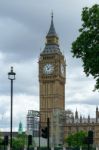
(43, 64, 54, 75)
(61, 64, 65, 76)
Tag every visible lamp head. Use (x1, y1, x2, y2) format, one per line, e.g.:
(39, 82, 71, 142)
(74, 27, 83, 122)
(8, 66, 16, 80)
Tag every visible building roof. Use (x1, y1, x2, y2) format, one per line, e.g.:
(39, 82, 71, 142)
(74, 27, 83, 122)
(46, 13, 58, 38)
(1, 132, 19, 137)
(41, 14, 62, 55)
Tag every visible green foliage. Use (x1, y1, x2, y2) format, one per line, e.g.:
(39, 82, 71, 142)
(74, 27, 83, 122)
(71, 4, 99, 91)
(0, 132, 3, 147)
(12, 133, 26, 150)
(12, 133, 36, 149)
(65, 131, 87, 148)
(0, 132, 2, 143)
(12, 138, 24, 149)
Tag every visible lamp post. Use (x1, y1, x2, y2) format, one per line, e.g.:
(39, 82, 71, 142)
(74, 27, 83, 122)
(8, 66, 16, 150)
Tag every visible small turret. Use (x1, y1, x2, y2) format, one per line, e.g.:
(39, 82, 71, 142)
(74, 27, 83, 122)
(18, 121, 23, 134)
(88, 115, 90, 123)
(96, 106, 98, 112)
(80, 115, 82, 123)
(96, 106, 99, 123)
(72, 115, 74, 123)
(75, 109, 78, 119)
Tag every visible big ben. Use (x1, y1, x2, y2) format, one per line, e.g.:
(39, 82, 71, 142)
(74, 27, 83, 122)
(39, 14, 66, 127)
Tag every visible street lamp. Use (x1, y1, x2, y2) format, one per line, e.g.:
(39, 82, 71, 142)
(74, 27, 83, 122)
(8, 66, 16, 150)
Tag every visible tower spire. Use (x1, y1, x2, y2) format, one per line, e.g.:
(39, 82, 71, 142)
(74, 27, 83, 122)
(51, 11, 53, 21)
(46, 13, 58, 38)
(41, 14, 61, 54)
(75, 108, 78, 119)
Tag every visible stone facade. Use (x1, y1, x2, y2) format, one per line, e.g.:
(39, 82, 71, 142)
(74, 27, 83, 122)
(38, 14, 99, 147)
(39, 14, 66, 128)
(64, 108, 99, 145)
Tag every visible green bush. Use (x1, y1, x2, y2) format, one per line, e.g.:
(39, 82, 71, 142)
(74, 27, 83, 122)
(37, 147, 51, 150)
(54, 147, 63, 150)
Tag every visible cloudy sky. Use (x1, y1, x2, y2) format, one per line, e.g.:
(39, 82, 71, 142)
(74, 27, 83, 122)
(0, 0, 98, 131)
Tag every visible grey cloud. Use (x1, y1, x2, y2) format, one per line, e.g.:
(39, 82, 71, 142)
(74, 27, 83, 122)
(67, 99, 98, 105)
(0, 103, 9, 115)
(0, 18, 39, 62)
(66, 94, 99, 105)
(0, 99, 10, 129)
(0, 60, 39, 96)
(0, 0, 99, 130)
(0, 0, 90, 63)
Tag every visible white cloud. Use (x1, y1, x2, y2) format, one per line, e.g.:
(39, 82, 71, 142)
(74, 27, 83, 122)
(0, 94, 39, 131)
(66, 104, 96, 118)
(0, 0, 98, 130)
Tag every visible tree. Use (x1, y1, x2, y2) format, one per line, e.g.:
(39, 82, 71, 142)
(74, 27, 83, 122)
(0, 131, 2, 144)
(65, 131, 87, 149)
(12, 133, 26, 150)
(71, 4, 99, 91)
(0, 132, 3, 148)
(12, 133, 36, 149)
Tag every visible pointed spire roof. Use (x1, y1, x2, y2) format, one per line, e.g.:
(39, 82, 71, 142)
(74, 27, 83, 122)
(75, 108, 78, 119)
(18, 121, 23, 134)
(96, 106, 98, 111)
(46, 12, 58, 38)
(80, 115, 82, 123)
(41, 13, 62, 55)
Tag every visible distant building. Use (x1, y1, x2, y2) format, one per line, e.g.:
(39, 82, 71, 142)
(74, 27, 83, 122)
(64, 107, 99, 146)
(26, 108, 99, 147)
(18, 121, 23, 134)
(26, 14, 99, 148)
(1, 132, 18, 137)
(26, 110, 39, 136)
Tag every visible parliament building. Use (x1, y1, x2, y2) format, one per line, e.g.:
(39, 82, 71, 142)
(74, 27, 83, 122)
(27, 15, 99, 147)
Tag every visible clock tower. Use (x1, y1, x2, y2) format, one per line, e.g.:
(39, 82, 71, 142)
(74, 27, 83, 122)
(39, 14, 66, 127)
